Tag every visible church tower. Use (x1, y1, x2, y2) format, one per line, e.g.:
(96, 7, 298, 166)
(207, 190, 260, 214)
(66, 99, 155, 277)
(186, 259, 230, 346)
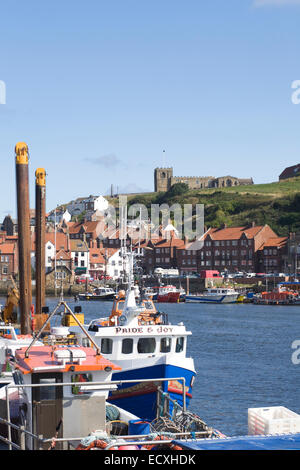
(154, 167, 173, 192)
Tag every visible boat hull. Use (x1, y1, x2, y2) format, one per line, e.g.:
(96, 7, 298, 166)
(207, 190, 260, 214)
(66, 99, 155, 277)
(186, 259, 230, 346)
(154, 292, 181, 303)
(78, 294, 115, 301)
(185, 294, 239, 303)
(107, 363, 195, 421)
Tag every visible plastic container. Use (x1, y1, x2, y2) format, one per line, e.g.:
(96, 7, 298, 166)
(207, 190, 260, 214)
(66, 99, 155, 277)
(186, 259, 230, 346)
(62, 313, 84, 326)
(128, 420, 150, 435)
(248, 406, 300, 436)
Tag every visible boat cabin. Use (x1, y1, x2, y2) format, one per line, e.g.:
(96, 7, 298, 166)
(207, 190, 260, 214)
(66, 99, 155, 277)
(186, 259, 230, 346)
(13, 345, 121, 449)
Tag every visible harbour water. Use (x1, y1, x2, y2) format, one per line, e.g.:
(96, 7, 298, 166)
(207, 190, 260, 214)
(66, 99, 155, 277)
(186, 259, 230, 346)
(2, 297, 300, 437)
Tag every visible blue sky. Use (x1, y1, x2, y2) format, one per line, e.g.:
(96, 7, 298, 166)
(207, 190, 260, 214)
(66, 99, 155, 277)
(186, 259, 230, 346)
(0, 0, 300, 216)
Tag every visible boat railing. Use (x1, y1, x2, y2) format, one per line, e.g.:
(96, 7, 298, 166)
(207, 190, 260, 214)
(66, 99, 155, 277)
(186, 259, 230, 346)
(0, 375, 187, 450)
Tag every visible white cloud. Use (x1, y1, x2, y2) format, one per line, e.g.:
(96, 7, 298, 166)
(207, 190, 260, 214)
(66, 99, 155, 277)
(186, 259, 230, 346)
(254, 0, 300, 6)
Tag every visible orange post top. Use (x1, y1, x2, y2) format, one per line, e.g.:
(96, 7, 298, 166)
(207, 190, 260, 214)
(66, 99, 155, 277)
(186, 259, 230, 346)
(15, 142, 29, 164)
(14, 346, 121, 375)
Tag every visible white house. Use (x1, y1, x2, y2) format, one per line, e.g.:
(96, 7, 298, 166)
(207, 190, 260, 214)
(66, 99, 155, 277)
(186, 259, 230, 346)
(84, 195, 109, 213)
(70, 239, 90, 275)
(104, 249, 131, 280)
(47, 209, 71, 224)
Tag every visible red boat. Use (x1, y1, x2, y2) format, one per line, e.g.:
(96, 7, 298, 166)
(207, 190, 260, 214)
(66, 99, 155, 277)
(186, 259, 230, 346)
(154, 285, 182, 303)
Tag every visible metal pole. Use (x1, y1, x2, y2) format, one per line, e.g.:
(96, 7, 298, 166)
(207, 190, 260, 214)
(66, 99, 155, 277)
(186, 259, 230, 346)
(6, 385, 12, 450)
(15, 142, 32, 334)
(35, 169, 46, 323)
(54, 207, 57, 296)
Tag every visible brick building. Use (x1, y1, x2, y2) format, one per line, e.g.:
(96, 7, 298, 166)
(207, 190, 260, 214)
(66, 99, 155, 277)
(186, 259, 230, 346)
(257, 237, 288, 273)
(190, 224, 280, 273)
(0, 242, 18, 281)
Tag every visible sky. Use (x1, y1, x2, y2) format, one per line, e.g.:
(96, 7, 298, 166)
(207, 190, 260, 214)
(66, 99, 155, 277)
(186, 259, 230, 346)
(0, 0, 300, 217)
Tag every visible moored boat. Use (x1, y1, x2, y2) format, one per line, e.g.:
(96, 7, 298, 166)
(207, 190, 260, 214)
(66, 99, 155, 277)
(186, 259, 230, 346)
(78, 287, 116, 301)
(185, 287, 239, 304)
(69, 251, 195, 420)
(152, 285, 183, 303)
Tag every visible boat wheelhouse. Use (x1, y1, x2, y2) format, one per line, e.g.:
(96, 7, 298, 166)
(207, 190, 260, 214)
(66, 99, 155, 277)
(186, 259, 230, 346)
(70, 286, 195, 420)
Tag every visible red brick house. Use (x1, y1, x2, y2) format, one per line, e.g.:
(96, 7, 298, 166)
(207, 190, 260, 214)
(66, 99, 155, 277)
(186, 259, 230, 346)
(256, 237, 288, 273)
(190, 224, 279, 273)
(0, 242, 18, 281)
(279, 164, 300, 180)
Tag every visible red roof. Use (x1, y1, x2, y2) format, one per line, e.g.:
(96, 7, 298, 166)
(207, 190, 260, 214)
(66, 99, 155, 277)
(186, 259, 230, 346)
(0, 243, 16, 254)
(279, 164, 300, 180)
(204, 225, 265, 241)
(259, 237, 288, 249)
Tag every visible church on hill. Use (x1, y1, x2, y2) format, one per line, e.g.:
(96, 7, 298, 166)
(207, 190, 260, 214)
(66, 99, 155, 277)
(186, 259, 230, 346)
(154, 167, 253, 192)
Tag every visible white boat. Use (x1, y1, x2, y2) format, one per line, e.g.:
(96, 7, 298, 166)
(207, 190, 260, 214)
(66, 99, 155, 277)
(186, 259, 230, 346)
(0, 323, 43, 371)
(185, 288, 240, 304)
(69, 249, 196, 421)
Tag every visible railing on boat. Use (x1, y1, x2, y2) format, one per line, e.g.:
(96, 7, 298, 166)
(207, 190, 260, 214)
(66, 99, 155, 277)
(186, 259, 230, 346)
(0, 376, 187, 450)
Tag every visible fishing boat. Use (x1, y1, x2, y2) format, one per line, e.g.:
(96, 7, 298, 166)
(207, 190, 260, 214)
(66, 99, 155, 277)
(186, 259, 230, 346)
(152, 285, 183, 303)
(69, 250, 196, 421)
(185, 287, 239, 304)
(78, 287, 116, 301)
(253, 285, 300, 305)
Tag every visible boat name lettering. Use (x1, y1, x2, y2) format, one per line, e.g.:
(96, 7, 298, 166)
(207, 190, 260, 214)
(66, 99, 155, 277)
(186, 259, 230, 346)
(115, 327, 143, 334)
(115, 326, 174, 334)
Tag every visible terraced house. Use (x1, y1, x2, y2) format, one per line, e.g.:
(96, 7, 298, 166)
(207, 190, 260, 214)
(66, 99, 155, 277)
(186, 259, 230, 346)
(190, 223, 284, 273)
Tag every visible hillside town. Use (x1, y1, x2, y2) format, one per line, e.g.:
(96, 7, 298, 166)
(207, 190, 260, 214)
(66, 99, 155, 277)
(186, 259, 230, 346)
(0, 190, 299, 290)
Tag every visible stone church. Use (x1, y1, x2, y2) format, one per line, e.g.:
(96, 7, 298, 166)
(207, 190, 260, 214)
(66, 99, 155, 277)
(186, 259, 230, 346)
(154, 167, 253, 192)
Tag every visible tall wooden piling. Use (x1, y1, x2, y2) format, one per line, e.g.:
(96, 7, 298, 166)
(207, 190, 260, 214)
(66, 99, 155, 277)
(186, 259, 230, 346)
(15, 142, 32, 334)
(35, 168, 46, 328)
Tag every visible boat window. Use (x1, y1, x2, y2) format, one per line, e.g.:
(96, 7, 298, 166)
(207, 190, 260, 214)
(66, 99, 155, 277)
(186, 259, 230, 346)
(122, 338, 133, 354)
(71, 373, 93, 395)
(101, 338, 113, 354)
(39, 378, 57, 401)
(137, 338, 156, 354)
(160, 337, 172, 353)
(176, 337, 185, 353)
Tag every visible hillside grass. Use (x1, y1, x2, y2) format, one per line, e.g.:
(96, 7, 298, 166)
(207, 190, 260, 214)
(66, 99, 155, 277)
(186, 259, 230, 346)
(107, 177, 300, 237)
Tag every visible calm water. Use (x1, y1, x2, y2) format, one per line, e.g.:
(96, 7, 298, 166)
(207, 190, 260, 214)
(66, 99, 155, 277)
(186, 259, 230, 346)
(3, 297, 300, 436)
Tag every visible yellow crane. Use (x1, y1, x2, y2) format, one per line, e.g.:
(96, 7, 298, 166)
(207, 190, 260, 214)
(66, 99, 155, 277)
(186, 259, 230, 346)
(0, 276, 19, 324)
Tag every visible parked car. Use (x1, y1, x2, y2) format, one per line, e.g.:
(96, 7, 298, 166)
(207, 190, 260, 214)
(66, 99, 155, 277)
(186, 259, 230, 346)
(76, 276, 94, 284)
